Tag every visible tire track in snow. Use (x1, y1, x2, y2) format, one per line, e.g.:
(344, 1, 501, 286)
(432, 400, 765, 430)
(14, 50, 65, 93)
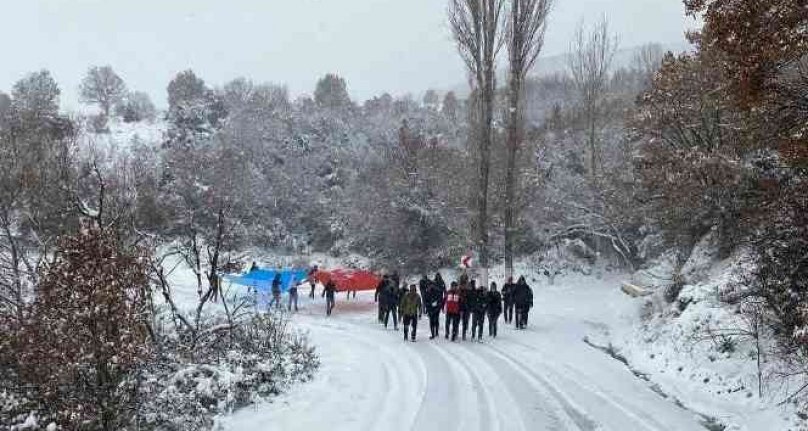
(489, 339, 667, 431)
(441, 343, 503, 431)
(458, 340, 578, 431)
(411, 342, 462, 431)
(282, 320, 391, 431)
(435, 344, 484, 430)
(335, 318, 429, 431)
(478, 342, 599, 431)
(501, 336, 684, 430)
(451, 341, 535, 431)
(302, 319, 422, 431)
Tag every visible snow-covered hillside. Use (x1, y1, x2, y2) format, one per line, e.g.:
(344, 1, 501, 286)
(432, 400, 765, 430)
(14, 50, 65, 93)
(80, 117, 166, 150)
(611, 236, 802, 430)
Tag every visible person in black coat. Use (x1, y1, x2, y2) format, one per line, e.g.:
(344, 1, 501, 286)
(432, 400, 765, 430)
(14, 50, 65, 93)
(423, 282, 444, 339)
(501, 276, 516, 324)
(418, 274, 431, 313)
(375, 275, 389, 323)
(270, 273, 283, 310)
(322, 279, 337, 316)
(469, 281, 487, 340)
(434, 272, 446, 295)
(382, 278, 399, 330)
(513, 276, 534, 329)
(459, 272, 469, 288)
(308, 265, 318, 299)
(486, 282, 503, 337)
(459, 280, 473, 340)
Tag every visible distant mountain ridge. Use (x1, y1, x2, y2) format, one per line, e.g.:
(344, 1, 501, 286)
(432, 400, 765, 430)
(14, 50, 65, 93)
(446, 41, 693, 97)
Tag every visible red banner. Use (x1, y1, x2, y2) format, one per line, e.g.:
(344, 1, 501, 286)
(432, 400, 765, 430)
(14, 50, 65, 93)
(315, 269, 381, 292)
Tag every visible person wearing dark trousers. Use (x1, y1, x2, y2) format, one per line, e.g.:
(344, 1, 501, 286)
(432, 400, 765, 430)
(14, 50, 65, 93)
(308, 266, 319, 299)
(375, 275, 389, 323)
(288, 277, 299, 312)
(399, 284, 422, 342)
(269, 273, 283, 310)
(424, 282, 444, 339)
(469, 282, 486, 341)
(501, 276, 515, 324)
(418, 274, 431, 313)
(459, 280, 472, 340)
(486, 282, 503, 337)
(395, 283, 405, 326)
(309, 280, 317, 299)
(382, 279, 399, 330)
(322, 280, 337, 316)
(513, 276, 534, 329)
(444, 282, 462, 341)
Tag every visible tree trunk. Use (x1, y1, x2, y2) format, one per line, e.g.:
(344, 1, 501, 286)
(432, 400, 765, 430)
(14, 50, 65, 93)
(1, 213, 25, 324)
(476, 0, 498, 286)
(505, 72, 523, 279)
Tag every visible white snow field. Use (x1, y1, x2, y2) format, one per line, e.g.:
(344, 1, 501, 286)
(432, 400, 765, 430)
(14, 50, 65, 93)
(219, 272, 715, 431)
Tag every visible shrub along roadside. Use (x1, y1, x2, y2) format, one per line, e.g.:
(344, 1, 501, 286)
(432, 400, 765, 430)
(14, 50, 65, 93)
(0, 226, 318, 430)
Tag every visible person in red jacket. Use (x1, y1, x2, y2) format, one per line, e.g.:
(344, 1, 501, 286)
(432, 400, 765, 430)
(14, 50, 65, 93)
(444, 281, 462, 342)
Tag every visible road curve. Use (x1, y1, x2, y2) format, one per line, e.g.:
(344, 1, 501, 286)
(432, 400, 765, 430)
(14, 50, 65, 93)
(221, 291, 705, 431)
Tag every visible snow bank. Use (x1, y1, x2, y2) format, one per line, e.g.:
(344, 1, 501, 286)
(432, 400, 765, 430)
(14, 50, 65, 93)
(612, 246, 801, 430)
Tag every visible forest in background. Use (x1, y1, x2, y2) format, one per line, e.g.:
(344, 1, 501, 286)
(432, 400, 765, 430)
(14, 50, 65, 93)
(0, 0, 806, 428)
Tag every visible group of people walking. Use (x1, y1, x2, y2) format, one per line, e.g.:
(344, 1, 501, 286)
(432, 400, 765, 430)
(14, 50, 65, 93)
(375, 272, 534, 342)
(264, 265, 534, 338)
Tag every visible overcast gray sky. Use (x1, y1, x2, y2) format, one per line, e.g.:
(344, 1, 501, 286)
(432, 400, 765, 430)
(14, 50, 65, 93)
(1, 0, 696, 109)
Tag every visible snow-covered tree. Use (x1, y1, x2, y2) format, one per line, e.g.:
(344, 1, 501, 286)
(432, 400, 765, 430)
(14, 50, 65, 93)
(11, 70, 61, 119)
(0, 71, 77, 330)
(165, 70, 227, 149)
(79, 65, 127, 118)
(422, 89, 440, 110)
(567, 17, 618, 181)
(314, 73, 352, 111)
(115, 90, 157, 123)
(631, 51, 751, 254)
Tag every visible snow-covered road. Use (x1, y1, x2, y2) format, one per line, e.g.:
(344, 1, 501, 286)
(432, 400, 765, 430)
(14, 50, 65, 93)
(221, 275, 708, 431)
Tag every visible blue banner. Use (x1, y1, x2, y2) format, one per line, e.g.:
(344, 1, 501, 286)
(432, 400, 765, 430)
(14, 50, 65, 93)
(224, 268, 309, 293)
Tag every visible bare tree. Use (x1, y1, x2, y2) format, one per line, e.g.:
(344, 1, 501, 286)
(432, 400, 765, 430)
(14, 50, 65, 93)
(567, 17, 618, 181)
(442, 91, 459, 120)
(79, 66, 127, 118)
(632, 43, 665, 89)
(503, 0, 553, 277)
(449, 0, 506, 286)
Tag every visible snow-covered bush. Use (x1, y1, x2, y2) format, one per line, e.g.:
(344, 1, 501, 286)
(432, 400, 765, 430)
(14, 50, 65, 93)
(1, 226, 319, 431)
(136, 312, 318, 430)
